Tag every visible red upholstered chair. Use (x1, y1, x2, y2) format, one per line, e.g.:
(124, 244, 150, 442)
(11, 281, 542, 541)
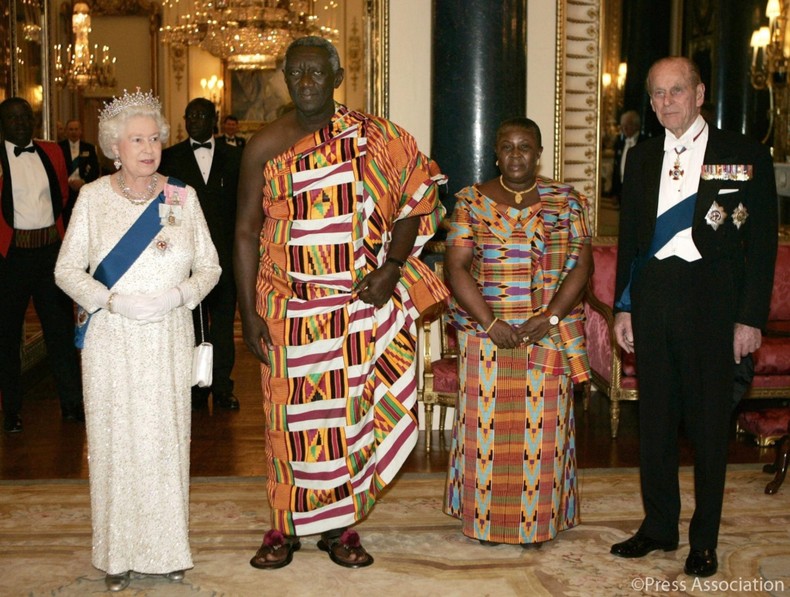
(743, 242, 790, 398)
(583, 237, 638, 438)
(417, 262, 459, 452)
(735, 242, 790, 493)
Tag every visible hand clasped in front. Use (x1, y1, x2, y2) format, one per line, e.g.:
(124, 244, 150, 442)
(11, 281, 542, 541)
(353, 266, 400, 308)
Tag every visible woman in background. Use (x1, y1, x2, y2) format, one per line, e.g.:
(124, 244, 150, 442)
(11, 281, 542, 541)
(444, 117, 592, 547)
(55, 89, 220, 591)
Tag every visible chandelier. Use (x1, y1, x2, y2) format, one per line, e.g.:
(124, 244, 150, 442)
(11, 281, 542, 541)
(160, 0, 339, 71)
(54, 2, 117, 90)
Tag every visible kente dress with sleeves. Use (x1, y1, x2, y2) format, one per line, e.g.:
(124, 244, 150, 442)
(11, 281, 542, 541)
(54, 176, 221, 575)
(444, 180, 591, 545)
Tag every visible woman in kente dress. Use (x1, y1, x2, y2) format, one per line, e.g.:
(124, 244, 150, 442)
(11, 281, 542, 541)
(444, 117, 592, 547)
(55, 90, 220, 591)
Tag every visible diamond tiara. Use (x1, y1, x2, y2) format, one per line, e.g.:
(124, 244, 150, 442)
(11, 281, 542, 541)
(99, 88, 162, 123)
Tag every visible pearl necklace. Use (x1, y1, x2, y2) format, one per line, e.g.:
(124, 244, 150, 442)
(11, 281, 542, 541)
(117, 171, 159, 205)
(499, 175, 537, 204)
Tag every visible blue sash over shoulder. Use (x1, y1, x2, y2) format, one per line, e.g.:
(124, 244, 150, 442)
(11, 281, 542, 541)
(615, 192, 697, 311)
(74, 178, 186, 348)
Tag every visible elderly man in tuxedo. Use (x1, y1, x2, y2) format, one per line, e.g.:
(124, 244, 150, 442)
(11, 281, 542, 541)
(58, 118, 100, 222)
(0, 97, 83, 432)
(609, 57, 778, 577)
(159, 98, 242, 411)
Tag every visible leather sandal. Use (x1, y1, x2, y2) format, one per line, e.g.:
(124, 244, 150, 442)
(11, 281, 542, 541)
(317, 529, 374, 568)
(250, 529, 301, 569)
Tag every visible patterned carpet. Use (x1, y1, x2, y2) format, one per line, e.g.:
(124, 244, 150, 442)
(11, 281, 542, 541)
(1, 466, 788, 596)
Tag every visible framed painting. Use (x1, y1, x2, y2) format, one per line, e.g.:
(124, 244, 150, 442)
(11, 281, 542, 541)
(229, 68, 292, 123)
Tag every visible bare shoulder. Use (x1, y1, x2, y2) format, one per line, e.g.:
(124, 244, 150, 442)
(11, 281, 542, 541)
(244, 112, 303, 166)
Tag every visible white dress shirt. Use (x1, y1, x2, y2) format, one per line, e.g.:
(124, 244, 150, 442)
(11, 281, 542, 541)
(5, 140, 55, 230)
(68, 140, 81, 180)
(654, 115, 708, 263)
(190, 137, 214, 184)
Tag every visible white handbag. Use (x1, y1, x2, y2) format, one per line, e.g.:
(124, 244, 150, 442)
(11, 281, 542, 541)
(192, 302, 213, 388)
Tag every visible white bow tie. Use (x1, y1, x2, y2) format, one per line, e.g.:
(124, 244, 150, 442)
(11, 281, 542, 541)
(664, 136, 687, 152)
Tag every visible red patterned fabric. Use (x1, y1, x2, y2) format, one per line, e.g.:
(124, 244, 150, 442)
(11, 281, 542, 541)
(738, 408, 790, 438)
(768, 244, 790, 321)
(752, 374, 790, 388)
(432, 357, 459, 393)
(753, 336, 790, 375)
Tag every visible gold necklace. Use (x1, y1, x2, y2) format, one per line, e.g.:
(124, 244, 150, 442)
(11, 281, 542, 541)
(499, 175, 537, 204)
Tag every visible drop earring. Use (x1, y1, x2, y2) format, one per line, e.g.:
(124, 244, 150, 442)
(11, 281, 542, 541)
(114, 156, 122, 170)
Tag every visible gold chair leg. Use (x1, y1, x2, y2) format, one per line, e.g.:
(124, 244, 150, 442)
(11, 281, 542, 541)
(424, 404, 434, 452)
(610, 399, 621, 439)
(438, 405, 447, 433)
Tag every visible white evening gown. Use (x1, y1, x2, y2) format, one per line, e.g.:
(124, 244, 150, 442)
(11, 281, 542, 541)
(55, 176, 221, 575)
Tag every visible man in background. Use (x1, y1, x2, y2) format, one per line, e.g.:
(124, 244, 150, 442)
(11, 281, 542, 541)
(160, 98, 242, 411)
(58, 118, 100, 221)
(217, 115, 246, 148)
(610, 109, 646, 205)
(0, 97, 83, 433)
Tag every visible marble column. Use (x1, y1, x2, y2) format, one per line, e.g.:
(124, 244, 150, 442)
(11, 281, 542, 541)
(431, 0, 526, 210)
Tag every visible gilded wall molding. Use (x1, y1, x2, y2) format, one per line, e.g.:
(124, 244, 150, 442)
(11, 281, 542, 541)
(366, 0, 389, 117)
(556, 0, 602, 233)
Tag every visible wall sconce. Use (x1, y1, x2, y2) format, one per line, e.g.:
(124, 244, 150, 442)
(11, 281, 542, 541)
(200, 74, 224, 114)
(616, 62, 627, 90)
(750, 0, 790, 159)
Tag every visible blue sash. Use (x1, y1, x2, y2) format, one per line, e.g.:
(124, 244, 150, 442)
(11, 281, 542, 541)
(74, 180, 184, 348)
(615, 192, 697, 311)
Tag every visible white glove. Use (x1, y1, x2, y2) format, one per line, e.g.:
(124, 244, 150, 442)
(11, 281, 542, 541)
(146, 287, 183, 320)
(110, 287, 182, 322)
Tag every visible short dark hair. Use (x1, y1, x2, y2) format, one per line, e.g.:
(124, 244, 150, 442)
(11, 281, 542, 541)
(185, 97, 216, 117)
(0, 97, 32, 119)
(223, 114, 239, 124)
(286, 36, 341, 72)
(496, 117, 542, 147)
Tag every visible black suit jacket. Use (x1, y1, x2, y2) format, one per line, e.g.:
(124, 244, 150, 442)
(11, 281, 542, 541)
(611, 133, 647, 197)
(58, 140, 100, 222)
(614, 125, 778, 329)
(159, 139, 242, 269)
(216, 135, 246, 149)
(58, 140, 100, 185)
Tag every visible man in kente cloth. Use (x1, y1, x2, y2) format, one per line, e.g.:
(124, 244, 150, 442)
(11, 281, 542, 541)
(235, 36, 448, 569)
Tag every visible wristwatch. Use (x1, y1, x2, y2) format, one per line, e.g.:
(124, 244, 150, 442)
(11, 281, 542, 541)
(546, 310, 560, 326)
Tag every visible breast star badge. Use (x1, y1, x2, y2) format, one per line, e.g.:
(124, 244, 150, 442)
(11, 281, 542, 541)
(704, 201, 727, 230)
(731, 203, 749, 229)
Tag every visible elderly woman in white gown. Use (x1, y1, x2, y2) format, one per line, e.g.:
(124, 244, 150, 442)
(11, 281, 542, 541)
(54, 90, 220, 592)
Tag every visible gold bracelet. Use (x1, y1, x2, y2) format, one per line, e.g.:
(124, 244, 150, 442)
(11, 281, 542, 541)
(484, 317, 499, 334)
(107, 292, 117, 314)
